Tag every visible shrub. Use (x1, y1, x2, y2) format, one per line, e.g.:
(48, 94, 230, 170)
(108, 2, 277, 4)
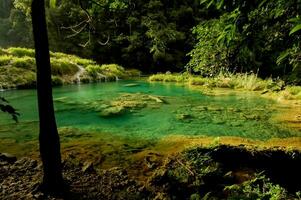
(73, 57, 96, 67)
(86, 64, 102, 79)
(0, 66, 36, 89)
(286, 86, 301, 95)
(126, 69, 141, 77)
(7, 47, 35, 57)
(99, 64, 126, 78)
(50, 52, 96, 67)
(149, 74, 165, 81)
(0, 48, 8, 56)
(188, 77, 207, 86)
(0, 55, 13, 66)
(11, 56, 36, 70)
(149, 73, 187, 82)
(50, 58, 79, 76)
(225, 174, 288, 200)
(51, 76, 63, 86)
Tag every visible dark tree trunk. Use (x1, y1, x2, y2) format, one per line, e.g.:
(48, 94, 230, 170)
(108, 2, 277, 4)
(31, 0, 64, 192)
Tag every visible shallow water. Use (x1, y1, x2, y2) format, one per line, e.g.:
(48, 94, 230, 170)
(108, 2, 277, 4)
(0, 80, 300, 158)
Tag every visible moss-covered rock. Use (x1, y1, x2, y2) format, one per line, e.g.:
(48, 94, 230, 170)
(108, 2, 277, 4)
(99, 106, 126, 117)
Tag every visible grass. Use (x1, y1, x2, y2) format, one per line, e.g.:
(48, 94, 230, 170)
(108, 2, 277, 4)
(279, 85, 301, 100)
(50, 58, 79, 76)
(50, 51, 96, 67)
(11, 56, 36, 71)
(0, 66, 36, 89)
(86, 64, 129, 81)
(0, 55, 13, 66)
(149, 72, 286, 91)
(6, 47, 35, 57)
(0, 47, 140, 89)
(149, 72, 301, 100)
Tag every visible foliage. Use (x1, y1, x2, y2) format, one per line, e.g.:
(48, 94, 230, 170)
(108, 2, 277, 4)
(188, 0, 301, 83)
(289, 16, 301, 36)
(1, 0, 301, 84)
(50, 58, 78, 76)
(149, 73, 188, 83)
(7, 47, 35, 57)
(86, 63, 128, 81)
(11, 56, 35, 70)
(1, 0, 206, 72)
(282, 85, 301, 100)
(99, 64, 126, 77)
(0, 66, 36, 89)
(225, 173, 287, 200)
(0, 55, 13, 66)
(149, 72, 284, 92)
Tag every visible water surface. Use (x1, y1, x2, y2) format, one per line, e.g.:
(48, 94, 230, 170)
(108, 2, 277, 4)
(0, 80, 300, 157)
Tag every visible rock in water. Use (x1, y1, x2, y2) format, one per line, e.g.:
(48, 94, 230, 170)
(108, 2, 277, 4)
(99, 106, 125, 117)
(148, 95, 165, 103)
(123, 83, 140, 87)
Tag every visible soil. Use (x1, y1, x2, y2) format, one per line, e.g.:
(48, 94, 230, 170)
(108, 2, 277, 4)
(1, 145, 301, 200)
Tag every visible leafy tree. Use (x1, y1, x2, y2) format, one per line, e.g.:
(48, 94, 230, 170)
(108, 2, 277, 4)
(188, 0, 301, 83)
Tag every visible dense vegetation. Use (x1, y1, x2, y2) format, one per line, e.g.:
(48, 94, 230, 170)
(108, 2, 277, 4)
(0, 0, 301, 199)
(149, 73, 301, 100)
(0, 47, 138, 89)
(1, 0, 300, 84)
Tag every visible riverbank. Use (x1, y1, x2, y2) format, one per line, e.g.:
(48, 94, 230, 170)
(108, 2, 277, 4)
(1, 144, 300, 199)
(0, 47, 140, 90)
(149, 73, 301, 100)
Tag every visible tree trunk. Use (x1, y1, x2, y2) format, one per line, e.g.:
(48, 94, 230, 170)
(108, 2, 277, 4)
(31, 0, 64, 192)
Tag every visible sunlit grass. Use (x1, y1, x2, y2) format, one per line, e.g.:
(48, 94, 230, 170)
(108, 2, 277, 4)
(149, 72, 286, 92)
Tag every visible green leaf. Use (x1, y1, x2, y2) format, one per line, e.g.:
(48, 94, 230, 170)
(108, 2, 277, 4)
(49, 0, 56, 8)
(276, 50, 290, 65)
(289, 24, 301, 36)
(288, 17, 301, 23)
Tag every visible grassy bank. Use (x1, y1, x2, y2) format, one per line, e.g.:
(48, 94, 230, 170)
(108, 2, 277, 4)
(149, 72, 301, 100)
(0, 47, 140, 89)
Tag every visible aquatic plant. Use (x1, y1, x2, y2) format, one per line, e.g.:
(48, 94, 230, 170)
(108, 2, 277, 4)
(149, 72, 287, 92)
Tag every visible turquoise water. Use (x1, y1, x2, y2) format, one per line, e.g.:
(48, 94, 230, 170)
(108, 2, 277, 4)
(0, 80, 299, 145)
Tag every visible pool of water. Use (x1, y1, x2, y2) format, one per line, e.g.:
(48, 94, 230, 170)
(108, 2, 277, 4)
(0, 80, 300, 158)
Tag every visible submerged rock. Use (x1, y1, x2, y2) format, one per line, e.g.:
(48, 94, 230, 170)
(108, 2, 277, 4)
(99, 106, 125, 117)
(176, 114, 193, 121)
(123, 83, 140, 87)
(148, 95, 165, 103)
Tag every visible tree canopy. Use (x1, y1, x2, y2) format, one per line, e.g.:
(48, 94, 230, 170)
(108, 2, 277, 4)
(0, 0, 300, 83)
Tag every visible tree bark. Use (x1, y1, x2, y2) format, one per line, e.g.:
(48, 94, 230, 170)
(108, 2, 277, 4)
(31, 0, 64, 192)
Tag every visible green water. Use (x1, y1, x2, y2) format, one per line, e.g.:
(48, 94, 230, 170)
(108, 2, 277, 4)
(0, 80, 299, 148)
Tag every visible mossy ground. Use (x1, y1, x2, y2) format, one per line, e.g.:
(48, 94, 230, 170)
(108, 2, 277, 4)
(1, 137, 300, 199)
(0, 47, 140, 89)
